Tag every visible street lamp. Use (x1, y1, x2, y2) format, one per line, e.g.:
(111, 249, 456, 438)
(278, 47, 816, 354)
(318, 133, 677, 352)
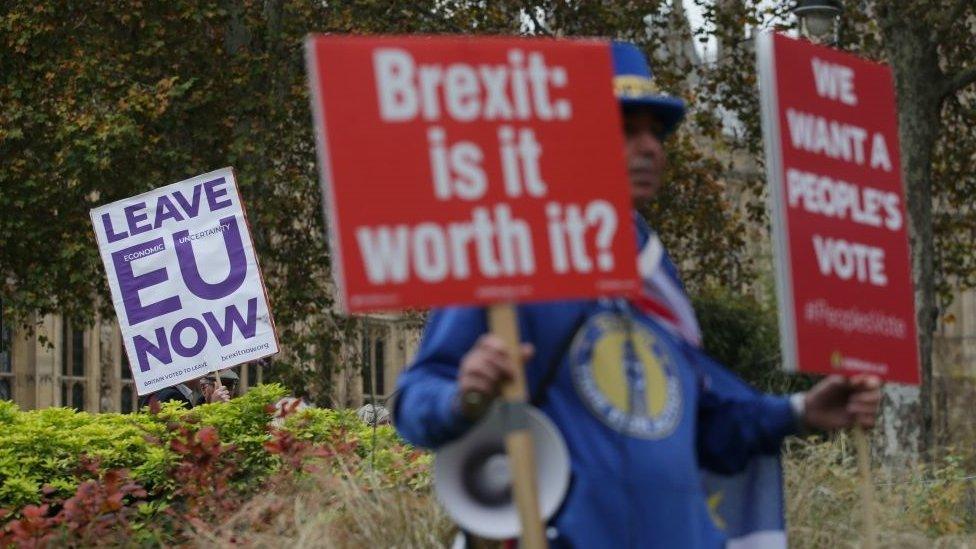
(792, 0, 843, 45)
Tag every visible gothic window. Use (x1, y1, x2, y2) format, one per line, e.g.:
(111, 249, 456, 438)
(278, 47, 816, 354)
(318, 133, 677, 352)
(121, 385, 134, 414)
(246, 360, 263, 389)
(60, 321, 86, 410)
(71, 383, 85, 410)
(362, 330, 386, 401)
(0, 322, 12, 402)
(373, 338, 385, 396)
(119, 344, 137, 413)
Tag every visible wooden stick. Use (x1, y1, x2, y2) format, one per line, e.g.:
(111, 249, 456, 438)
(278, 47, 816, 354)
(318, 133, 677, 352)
(488, 303, 547, 549)
(853, 426, 876, 549)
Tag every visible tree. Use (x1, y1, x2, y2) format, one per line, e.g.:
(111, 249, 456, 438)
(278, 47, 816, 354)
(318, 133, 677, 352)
(0, 1, 523, 404)
(7, 1, 749, 404)
(683, 0, 976, 461)
(693, 286, 814, 394)
(11, 0, 964, 427)
(522, 1, 763, 290)
(868, 0, 976, 460)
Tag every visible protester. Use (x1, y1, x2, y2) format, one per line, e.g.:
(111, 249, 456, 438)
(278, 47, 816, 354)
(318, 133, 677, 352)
(357, 402, 391, 426)
(140, 368, 239, 409)
(393, 41, 882, 547)
(198, 369, 238, 404)
(140, 382, 195, 410)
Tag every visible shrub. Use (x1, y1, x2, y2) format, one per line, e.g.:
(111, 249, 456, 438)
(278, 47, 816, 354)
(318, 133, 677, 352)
(0, 384, 430, 546)
(3, 389, 974, 547)
(693, 285, 814, 394)
(0, 400, 163, 509)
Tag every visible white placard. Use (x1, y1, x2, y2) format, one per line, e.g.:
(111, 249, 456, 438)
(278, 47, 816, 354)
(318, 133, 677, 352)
(90, 167, 278, 395)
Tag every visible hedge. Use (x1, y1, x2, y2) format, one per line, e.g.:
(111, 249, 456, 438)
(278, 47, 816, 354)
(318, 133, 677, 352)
(0, 384, 429, 545)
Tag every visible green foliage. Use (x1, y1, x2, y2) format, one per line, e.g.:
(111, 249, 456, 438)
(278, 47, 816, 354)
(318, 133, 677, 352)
(693, 286, 812, 394)
(0, 0, 523, 406)
(3, 387, 974, 545)
(0, 383, 422, 506)
(7, 0, 971, 415)
(0, 0, 763, 402)
(0, 400, 163, 509)
(0, 384, 429, 544)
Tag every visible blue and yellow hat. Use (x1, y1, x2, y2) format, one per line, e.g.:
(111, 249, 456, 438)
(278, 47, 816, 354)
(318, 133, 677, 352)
(611, 41, 686, 136)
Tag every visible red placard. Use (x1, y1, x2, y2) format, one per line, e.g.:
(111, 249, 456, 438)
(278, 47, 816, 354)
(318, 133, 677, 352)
(306, 36, 638, 313)
(757, 32, 919, 384)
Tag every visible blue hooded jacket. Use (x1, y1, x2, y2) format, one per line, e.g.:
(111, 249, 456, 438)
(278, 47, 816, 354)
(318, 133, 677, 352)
(394, 217, 797, 548)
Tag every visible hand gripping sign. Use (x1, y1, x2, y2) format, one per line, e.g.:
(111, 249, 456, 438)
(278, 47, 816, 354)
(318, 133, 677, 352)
(306, 36, 639, 548)
(90, 168, 279, 396)
(757, 32, 920, 385)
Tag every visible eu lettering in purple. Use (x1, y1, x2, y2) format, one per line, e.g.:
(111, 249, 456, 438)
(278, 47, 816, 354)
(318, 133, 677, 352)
(173, 216, 247, 300)
(113, 215, 246, 327)
(111, 238, 182, 325)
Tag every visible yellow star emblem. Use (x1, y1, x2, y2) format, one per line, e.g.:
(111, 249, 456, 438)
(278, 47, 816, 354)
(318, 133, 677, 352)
(707, 491, 726, 530)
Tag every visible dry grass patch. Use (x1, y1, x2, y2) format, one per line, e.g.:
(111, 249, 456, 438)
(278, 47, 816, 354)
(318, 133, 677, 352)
(192, 431, 976, 548)
(192, 464, 454, 548)
(785, 434, 976, 548)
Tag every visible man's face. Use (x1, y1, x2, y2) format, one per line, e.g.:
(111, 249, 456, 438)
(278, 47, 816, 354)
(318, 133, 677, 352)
(622, 108, 667, 204)
(201, 376, 236, 394)
(198, 376, 214, 395)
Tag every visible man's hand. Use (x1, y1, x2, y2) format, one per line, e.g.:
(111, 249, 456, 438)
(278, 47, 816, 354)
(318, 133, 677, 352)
(201, 379, 231, 404)
(802, 374, 882, 431)
(208, 385, 230, 403)
(458, 334, 534, 401)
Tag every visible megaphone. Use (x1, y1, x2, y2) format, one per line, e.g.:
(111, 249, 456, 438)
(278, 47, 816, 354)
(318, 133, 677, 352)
(434, 404, 571, 540)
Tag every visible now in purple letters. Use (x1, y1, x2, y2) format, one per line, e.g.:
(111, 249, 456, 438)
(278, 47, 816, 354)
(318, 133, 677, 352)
(132, 298, 258, 373)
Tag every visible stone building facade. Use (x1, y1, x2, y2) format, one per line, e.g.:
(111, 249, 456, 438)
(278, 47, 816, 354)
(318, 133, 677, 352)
(0, 313, 265, 412)
(931, 289, 976, 445)
(345, 313, 424, 406)
(0, 309, 424, 413)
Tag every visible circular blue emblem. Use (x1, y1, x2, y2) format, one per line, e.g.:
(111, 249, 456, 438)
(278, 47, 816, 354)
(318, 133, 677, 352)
(569, 312, 681, 439)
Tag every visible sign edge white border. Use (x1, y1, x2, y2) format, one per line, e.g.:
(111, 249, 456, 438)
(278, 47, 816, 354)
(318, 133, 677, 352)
(757, 31, 798, 374)
(305, 36, 351, 315)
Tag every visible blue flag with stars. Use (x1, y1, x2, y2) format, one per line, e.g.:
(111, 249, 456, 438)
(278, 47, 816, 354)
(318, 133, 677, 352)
(635, 214, 787, 548)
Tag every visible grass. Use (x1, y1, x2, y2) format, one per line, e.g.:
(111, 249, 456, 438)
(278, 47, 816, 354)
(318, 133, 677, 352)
(186, 435, 976, 548)
(784, 434, 976, 548)
(192, 457, 454, 548)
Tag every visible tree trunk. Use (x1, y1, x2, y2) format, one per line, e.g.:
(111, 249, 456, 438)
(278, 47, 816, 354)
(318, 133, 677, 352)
(875, 8, 944, 463)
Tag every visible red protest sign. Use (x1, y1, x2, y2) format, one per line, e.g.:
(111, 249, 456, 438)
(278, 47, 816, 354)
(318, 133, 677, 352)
(757, 32, 919, 384)
(305, 36, 638, 313)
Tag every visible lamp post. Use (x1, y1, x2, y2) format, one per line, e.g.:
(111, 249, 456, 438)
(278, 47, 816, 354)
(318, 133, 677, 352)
(791, 0, 843, 46)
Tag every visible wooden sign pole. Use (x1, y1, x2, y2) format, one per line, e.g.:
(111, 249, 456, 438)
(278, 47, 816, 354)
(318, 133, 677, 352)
(488, 303, 547, 549)
(853, 426, 877, 549)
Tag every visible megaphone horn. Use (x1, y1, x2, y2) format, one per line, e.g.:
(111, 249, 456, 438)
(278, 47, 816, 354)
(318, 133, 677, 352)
(434, 404, 571, 540)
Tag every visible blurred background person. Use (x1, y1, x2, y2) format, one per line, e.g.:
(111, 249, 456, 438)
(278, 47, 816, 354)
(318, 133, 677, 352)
(140, 368, 239, 409)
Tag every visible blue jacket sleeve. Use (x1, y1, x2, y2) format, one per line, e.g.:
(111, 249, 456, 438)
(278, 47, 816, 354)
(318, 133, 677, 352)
(393, 306, 488, 449)
(691, 347, 799, 475)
